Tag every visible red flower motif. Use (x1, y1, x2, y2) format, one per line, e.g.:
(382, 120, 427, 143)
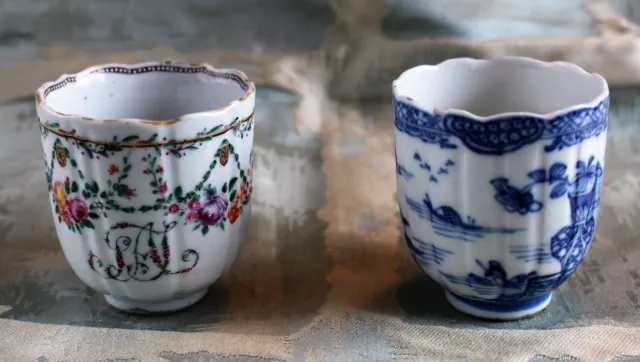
(65, 177, 71, 185)
(123, 186, 134, 199)
(168, 203, 180, 214)
(227, 203, 241, 224)
(156, 166, 164, 174)
(186, 212, 198, 223)
(187, 199, 201, 211)
(67, 196, 88, 223)
(158, 183, 168, 195)
(108, 164, 119, 175)
(115, 222, 129, 229)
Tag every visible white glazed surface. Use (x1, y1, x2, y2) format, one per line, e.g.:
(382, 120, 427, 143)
(36, 62, 255, 306)
(393, 57, 609, 316)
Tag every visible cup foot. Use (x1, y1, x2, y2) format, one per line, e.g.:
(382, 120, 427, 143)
(445, 290, 552, 320)
(104, 289, 208, 315)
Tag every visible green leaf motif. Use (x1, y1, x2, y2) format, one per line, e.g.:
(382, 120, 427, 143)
(230, 190, 237, 202)
(71, 181, 79, 193)
(122, 135, 140, 143)
(88, 212, 99, 219)
(228, 177, 238, 191)
(221, 182, 228, 193)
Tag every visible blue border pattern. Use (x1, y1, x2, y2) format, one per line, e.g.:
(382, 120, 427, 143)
(393, 97, 609, 155)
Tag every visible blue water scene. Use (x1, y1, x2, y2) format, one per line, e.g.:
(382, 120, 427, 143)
(406, 194, 524, 242)
(440, 156, 604, 301)
(440, 260, 560, 301)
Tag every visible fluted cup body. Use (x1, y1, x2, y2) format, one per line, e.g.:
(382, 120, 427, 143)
(393, 57, 609, 320)
(36, 62, 255, 313)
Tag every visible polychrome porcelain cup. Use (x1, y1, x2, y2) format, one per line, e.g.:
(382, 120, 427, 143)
(393, 57, 609, 320)
(36, 61, 255, 313)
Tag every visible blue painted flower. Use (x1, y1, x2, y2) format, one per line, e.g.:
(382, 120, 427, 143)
(571, 156, 602, 196)
(490, 178, 542, 215)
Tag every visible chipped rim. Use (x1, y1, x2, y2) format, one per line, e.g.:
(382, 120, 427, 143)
(36, 60, 256, 125)
(392, 56, 610, 121)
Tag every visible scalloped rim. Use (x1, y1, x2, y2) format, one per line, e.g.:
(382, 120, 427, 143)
(392, 56, 610, 121)
(36, 60, 256, 125)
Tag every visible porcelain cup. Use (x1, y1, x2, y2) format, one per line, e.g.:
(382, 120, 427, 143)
(393, 57, 609, 320)
(36, 61, 255, 313)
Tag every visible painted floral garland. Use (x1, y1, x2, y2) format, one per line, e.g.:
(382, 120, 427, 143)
(48, 140, 251, 237)
(43, 115, 253, 236)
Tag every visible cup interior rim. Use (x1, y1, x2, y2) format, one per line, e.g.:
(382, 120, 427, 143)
(36, 61, 255, 124)
(392, 57, 610, 121)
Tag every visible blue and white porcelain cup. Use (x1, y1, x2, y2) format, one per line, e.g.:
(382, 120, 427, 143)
(393, 57, 609, 320)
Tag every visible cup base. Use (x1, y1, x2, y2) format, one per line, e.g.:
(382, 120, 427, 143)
(104, 289, 208, 315)
(445, 290, 552, 321)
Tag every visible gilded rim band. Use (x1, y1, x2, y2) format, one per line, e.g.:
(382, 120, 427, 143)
(36, 61, 255, 125)
(40, 112, 254, 147)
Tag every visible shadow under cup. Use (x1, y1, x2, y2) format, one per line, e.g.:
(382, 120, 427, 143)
(392, 57, 609, 320)
(36, 62, 256, 314)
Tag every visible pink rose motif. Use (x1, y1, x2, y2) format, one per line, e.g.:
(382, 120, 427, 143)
(67, 196, 89, 223)
(188, 199, 201, 211)
(185, 212, 198, 223)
